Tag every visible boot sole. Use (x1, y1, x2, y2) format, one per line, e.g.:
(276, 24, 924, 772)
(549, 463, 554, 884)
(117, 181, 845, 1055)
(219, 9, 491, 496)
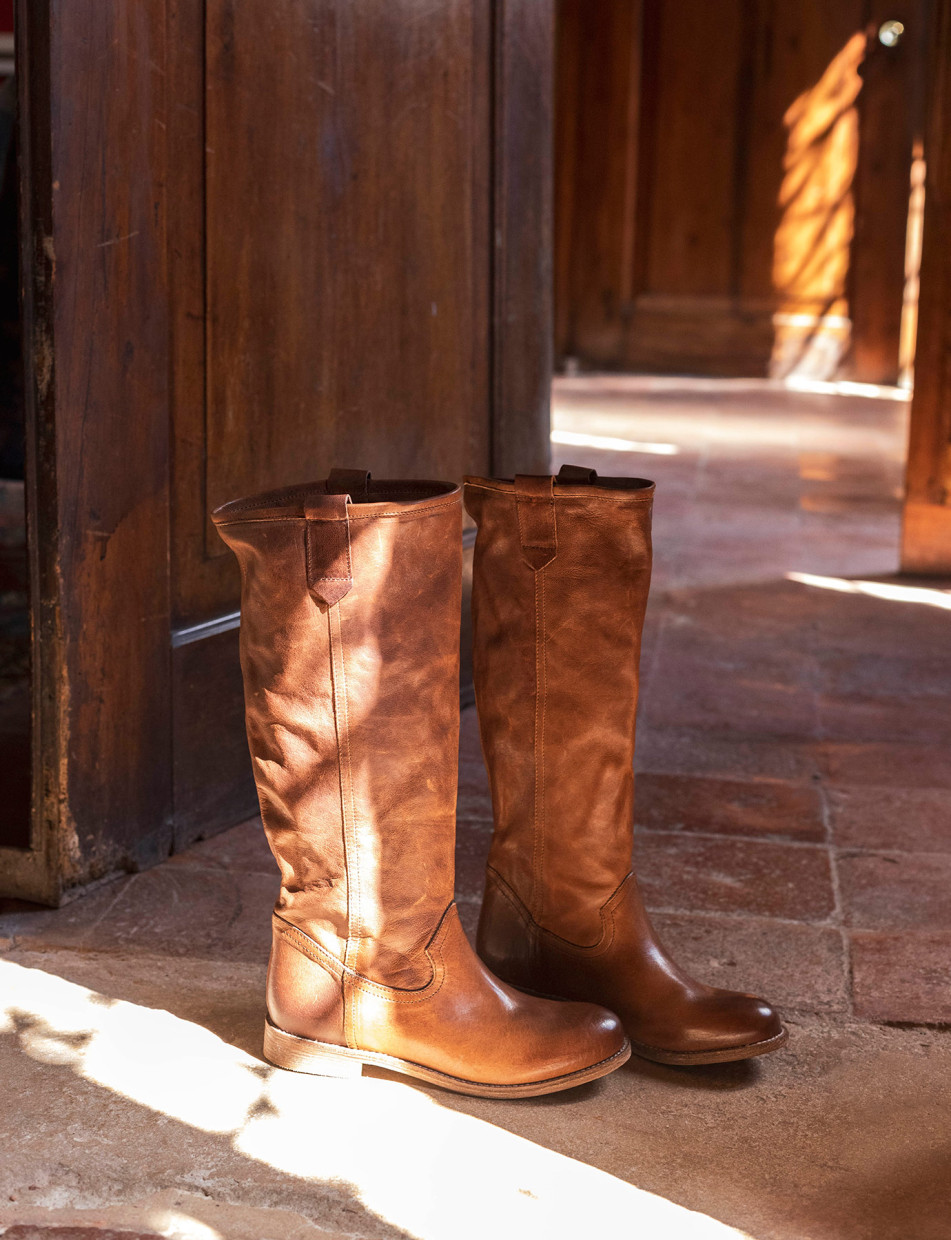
(263, 1019, 631, 1098)
(629, 1026, 789, 1066)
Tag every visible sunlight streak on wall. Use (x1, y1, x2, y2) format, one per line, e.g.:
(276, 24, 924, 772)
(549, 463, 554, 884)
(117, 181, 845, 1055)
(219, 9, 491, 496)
(770, 33, 867, 379)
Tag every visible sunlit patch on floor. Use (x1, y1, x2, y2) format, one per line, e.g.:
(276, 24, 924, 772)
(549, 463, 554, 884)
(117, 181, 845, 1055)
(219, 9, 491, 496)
(787, 571, 951, 610)
(0, 959, 758, 1240)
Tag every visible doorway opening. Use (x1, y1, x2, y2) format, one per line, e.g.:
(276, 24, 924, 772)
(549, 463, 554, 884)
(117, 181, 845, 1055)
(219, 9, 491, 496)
(555, 1, 924, 387)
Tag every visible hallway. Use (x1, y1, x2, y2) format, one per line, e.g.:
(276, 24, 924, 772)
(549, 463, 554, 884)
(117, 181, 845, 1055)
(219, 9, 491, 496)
(1, 377, 949, 1239)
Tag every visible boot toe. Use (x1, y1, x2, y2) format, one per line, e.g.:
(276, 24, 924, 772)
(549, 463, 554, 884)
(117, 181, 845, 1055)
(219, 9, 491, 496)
(719, 990, 783, 1048)
(685, 988, 784, 1054)
(558, 999, 628, 1065)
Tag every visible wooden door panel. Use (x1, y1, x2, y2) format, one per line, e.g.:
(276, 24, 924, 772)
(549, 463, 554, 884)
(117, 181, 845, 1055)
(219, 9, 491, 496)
(639, 0, 743, 300)
(851, 0, 926, 383)
(171, 0, 491, 630)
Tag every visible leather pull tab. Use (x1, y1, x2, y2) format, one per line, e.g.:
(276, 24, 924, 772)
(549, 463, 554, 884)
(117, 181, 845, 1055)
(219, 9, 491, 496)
(304, 494, 353, 606)
(515, 475, 557, 571)
(557, 463, 598, 484)
(326, 467, 371, 498)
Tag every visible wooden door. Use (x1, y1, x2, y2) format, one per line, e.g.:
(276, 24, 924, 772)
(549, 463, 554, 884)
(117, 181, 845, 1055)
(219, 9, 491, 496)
(3, 0, 553, 904)
(556, 0, 923, 381)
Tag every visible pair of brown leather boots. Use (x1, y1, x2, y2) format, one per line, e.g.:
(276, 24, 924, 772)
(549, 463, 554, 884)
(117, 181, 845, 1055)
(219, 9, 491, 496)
(213, 465, 785, 1099)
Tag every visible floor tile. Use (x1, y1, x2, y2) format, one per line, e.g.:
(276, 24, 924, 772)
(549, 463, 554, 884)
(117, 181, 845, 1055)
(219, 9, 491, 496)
(817, 695, 951, 743)
(645, 658, 818, 737)
(0, 866, 277, 962)
(635, 726, 821, 783)
(635, 772, 825, 842)
(850, 930, 951, 1023)
(7, 947, 267, 1058)
(636, 832, 835, 921)
(838, 851, 951, 931)
(457, 706, 492, 820)
(454, 817, 492, 905)
(168, 817, 273, 872)
(828, 786, 951, 853)
(816, 742, 951, 789)
(653, 913, 848, 1013)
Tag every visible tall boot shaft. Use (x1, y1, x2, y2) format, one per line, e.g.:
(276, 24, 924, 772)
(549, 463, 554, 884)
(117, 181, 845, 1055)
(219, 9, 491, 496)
(464, 467, 654, 942)
(213, 474, 461, 987)
(466, 465, 786, 1066)
(213, 470, 630, 1095)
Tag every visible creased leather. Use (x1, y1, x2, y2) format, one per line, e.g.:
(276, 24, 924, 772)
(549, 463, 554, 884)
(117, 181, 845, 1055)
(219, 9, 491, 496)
(212, 473, 627, 1087)
(465, 467, 784, 1057)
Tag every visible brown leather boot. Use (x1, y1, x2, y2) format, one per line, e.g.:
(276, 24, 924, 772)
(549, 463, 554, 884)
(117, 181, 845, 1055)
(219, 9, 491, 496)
(464, 465, 787, 1066)
(212, 469, 629, 1097)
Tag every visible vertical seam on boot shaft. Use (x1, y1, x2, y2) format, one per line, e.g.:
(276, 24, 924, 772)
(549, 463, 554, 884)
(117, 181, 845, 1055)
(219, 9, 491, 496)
(328, 603, 361, 1047)
(532, 569, 546, 920)
(335, 607, 361, 950)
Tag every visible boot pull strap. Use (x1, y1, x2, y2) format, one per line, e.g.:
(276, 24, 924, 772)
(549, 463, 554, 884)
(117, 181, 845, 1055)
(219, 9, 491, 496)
(304, 493, 353, 606)
(326, 467, 371, 497)
(557, 463, 598, 484)
(514, 474, 557, 570)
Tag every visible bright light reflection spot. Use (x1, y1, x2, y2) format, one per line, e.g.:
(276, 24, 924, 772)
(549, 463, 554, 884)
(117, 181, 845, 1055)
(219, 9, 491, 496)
(1, 960, 759, 1240)
(788, 572, 951, 609)
(783, 376, 909, 401)
(149, 1212, 222, 1240)
(551, 429, 679, 456)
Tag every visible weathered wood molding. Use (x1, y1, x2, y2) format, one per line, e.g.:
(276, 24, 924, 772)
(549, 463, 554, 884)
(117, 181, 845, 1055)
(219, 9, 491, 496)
(901, 0, 951, 573)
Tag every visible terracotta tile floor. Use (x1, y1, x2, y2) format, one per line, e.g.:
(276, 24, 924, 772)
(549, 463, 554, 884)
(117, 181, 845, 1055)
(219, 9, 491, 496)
(3, 376, 951, 1240)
